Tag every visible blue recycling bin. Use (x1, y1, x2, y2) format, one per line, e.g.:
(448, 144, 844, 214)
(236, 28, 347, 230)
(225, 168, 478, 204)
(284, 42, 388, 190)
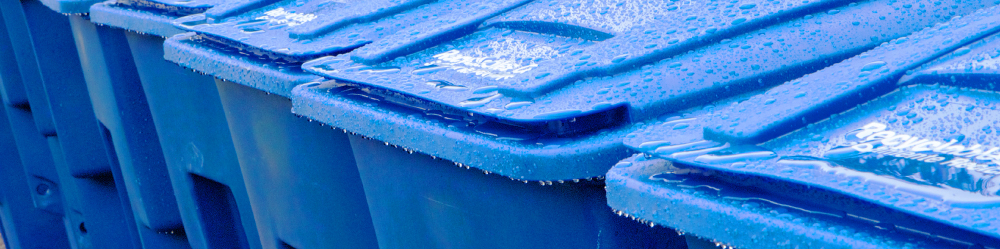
(0, 99, 68, 249)
(290, 0, 998, 247)
(0, 10, 68, 247)
(609, 5, 1000, 248)
(0, 1, 142, 249)
(161, 0, 477, 247)
(32, 0, 193, 248)
(90, 1, 262, 248)
(69, 16, 192, 249)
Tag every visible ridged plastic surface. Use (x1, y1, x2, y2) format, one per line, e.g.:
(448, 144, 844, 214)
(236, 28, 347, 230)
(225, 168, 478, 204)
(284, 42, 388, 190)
(614, 5, 1000, 248)
(292, 0, 999, 180)
(607, 155, 980, 249)
(167, 0, 534, 97)
(93, 0, 262, 248)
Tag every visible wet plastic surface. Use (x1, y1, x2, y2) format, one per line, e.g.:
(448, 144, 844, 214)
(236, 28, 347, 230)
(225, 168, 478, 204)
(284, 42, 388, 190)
(38, 0, 101, 14)
(295, 0, 1000, 181)
(215, 80, 377, 249)
(0, 101, 68, 249)
(157, 0, 1000, 247)
(33, 2, 197, 248)
(284, 0, 1000, 248)
(611, 5, 1000, 248)
(92, 0, 262, 248)
(161, 1, 577, 248)
(0, 17, 69, 244)
(0, 1, 139, 249)
(607, 155, 979, 248)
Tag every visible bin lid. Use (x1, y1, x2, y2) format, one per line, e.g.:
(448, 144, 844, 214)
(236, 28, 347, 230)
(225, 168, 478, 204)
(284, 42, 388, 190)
(90, 0, 225, 37)
(606, 155, 978, 248)
(38, 0, 100, 14)
(42, 0, 220, 14)
(291, 0, 999, 181)
(165, 0, 532, 97)
(619, 5, 1000, 245)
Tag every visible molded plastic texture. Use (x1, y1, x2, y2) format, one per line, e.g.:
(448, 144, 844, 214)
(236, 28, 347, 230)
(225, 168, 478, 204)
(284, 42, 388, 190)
(302, 0, 999, 130)
(0, 5, 70, 247)
(67, 14, 194, 249)
(293, 0, 999, 180)
(0, 0, 58, 138)
(164, 32, 322, 98)
(214, 80, 378, 249)
(127, 32, 262, 249)
(93, 0, 261, 247)
(0, 98, 70, 249)
(606, 155, 984, 249)
(620, 6, 1000, 246)
(41, 0, 220, 15)
(0, 1, 137, 249)
(90, 0, 224, 38)
(166, 0, 530, 97)
(38, 0, 99, 14)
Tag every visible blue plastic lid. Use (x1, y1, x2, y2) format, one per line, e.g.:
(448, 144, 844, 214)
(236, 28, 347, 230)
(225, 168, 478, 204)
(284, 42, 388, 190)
(91, 0, 224, 37)
(165, 0, 531, 97)
(620, 6, 1000, 246)
(38, 0, 100, 14)
(44, 0, 215, 14)
(117, 0, 220, 15)
(292, 0, 999, 180)
(606, 155, 978, 248)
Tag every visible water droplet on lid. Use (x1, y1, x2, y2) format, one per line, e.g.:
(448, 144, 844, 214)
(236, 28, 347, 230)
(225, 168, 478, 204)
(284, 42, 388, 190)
(426, 81, 468, 91)
(459, 94, 501, 108)
(953, 47, 972, 56)
(473, 86, 499, 94)
(411, 65, 445, 75)
(607, 53, 630, 64)
(505, 101, 532, 110)
(859, 61, 887, 72)
(359, 66, 401, 73)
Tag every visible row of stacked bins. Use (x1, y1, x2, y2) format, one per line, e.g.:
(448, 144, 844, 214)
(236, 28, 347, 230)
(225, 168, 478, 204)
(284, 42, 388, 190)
(0, 0, 255, 248)
(0, 0, 998, 248)
(0, 0, 130, 248)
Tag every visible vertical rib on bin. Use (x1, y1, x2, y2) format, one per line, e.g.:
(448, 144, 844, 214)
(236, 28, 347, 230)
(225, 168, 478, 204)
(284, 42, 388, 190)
(0, 1, 141, 248)
(90, 0, 262, 248)
(29, 0, 192, 247)
(0, 99, 69, 249)
(0, 7, 69, 249)
(69, 16, 191, 249)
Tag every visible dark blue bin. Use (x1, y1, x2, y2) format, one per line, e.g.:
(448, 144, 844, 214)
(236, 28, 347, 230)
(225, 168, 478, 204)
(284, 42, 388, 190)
(0, 1, 141, 248)
(289, 0, 998, 247)
(0, 98, 68, 249)
(90, 1, 263, 248)
(162, 0, 477, 247)
(609, 5, 1000, 248)
(34, 0, 193, 248)
(0, 9, 68, 247)
(69, 15, 192, 249)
